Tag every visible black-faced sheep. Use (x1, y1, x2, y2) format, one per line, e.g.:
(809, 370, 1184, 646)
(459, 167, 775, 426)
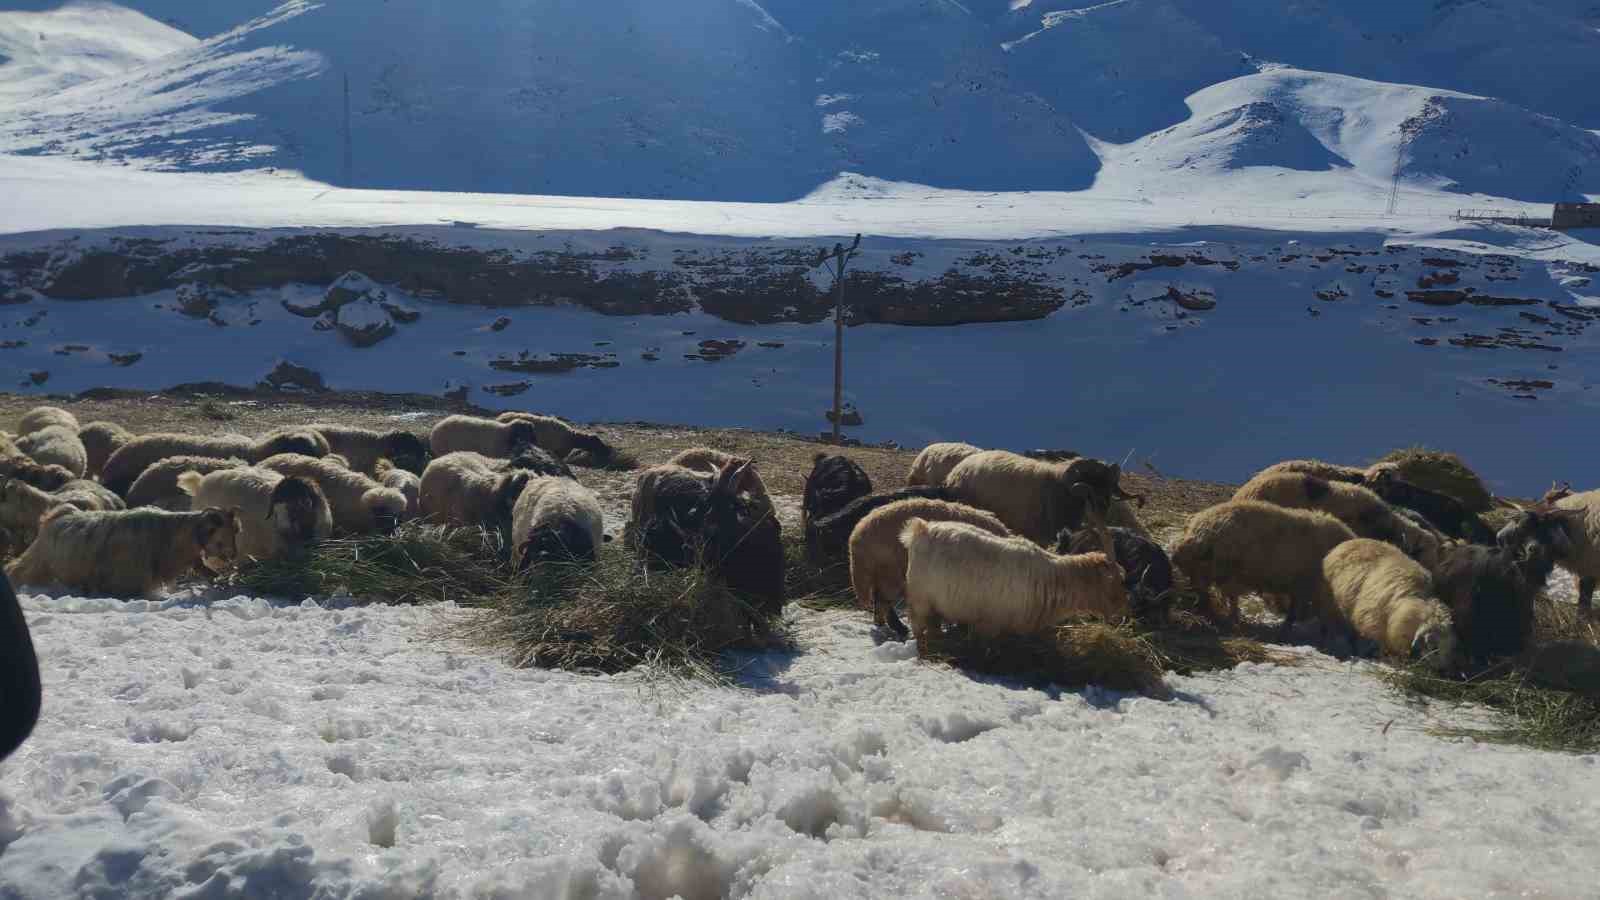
(496, 411, 613, 461)
(307, 423, 430, 475)
(803, 486, 955, 562)
(373, 459, 422, 521)
(0, 456, 75, 492)
(944, 450, 1130, 546)
(6, 506, 241, 597)
(15, 426, 87, 479)
(1171, 500, 1357, 629)
(429, 415, 540, 461)
(802, 453, 873, 528)
(126, 456, 247, 510)
(906, 441, 983, 487)
(1056, 524, 1173, 615)
(101, 430, 330, 496)
(178, 468, 332, 562)
(1363, 464, 1495, 544)
(418, 451, 532, 543)
(1233, 473, 1444, 568)
(257, 454, 407, 535)
(511, 476, 606, 568)
(898, 499, 1126, 656)
(1317, 538, 1458, 669)
(15, 406, 78, 436)
(848, 497, 1010, 635)
(76, 421, 132, 480)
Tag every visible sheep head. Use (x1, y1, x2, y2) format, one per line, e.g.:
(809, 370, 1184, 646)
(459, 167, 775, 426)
(269, 476, 329, 547)
(516, 520, 598, 570)
(383, 431, 431, 475)
(1497, 506, 1574, 561)
(698, 458, 784, 613)
(505, 420, 540, 457)
(1410, 618, 1459, 672)
(195, 506, 242, 573)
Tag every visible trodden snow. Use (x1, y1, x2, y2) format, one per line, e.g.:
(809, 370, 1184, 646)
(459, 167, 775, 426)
(2, 587, 1597, 899)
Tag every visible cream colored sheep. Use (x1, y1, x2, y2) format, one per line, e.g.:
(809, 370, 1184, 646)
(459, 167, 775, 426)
(0, 456, 75, 491)
(257, 454, 407, 535)
(16, 406, 78, 436)
(511, 476, 606, 567)
(418, 451, 531, 535)
(848, 498, 1010, 635)
(54, 480, 124, 513)
(6, 506, 241, 597)
(496, 411, 612, 459)
(178, 468, 332, 562)
(1251, 459, 1368, 484)
(898, 514, 1126, 656)
(77, 421, 133, 480)
(1318, 538, 1458, 670)
(126, 456, 246, 510)
(906, 442, 984, 487)
(306, 424, 430, 475)
(374, 459, 421, 521)
(1233, 472, 1443, 568)
(15, 426, 87, 479)
(101, 429, 330, 496)
(1170, 500, 1357, 628)
(944, 450, 1127, 546)
(0, 479, 118, 545)
(428, 415, 539, 460)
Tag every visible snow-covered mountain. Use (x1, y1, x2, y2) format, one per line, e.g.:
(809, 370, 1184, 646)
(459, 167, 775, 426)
(1, 0, 1597, 201)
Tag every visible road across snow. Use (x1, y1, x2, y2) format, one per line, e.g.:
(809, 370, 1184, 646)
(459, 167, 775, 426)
(0, 590, 1595, 898)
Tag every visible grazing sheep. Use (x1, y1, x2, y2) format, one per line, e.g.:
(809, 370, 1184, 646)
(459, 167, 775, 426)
(898, 498, 1126, 655)
(802, 453, 873, 528)
(1056, 525, 1173, 614)
(1, 479, 115, 546)
(511, 476, 606, 568)
(178, 468, 332, 562)
(306, 424, 430, 475)
(848, 498, 1010, 635)
(1252, 459, 1368, 484)
(257, 454, 407, 535)
(1318, 539, 1458, 670)
(77, 421, 133, 480)
(54, 480, 125, 513)
(15, 406, 78, 436)
(944, 450, 1131, 546)
(101, 430, 330, 496)
(0, 456, 75, 492)
(15, 426, 87, 479)
(1233, 473, 1444, 568)
(126, 456, 246, 510)
(1171, 500, 1357, 629)
(373, 459, 421, 521)
(804, 486, 955, 562)
(418, 451, 531, 542)
(6, 506, 241, 597)
(668, 448, 770, 503)
(906, 442, 983, 487)
(429, 415, 539, 461)
(1363, 465, 1495, 544)
(496, 412, 613, 460)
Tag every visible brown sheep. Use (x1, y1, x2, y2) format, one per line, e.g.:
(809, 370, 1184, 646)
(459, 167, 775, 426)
(306, 423, 430, 475)
(101, 430, 330, 496)
(1251, 459, 1368, 484)
(6, 506, 241, 597)
(125, 456, 247, 511)
(0, 456, 76, 492)
(906, 442, 984, 487)
(1233, 472, 1444, 568)
(373, 459, 422, 521)
(848, 498, 1010, 635)
(77, 421, 133, 480)
(944, 450, 1131, 546)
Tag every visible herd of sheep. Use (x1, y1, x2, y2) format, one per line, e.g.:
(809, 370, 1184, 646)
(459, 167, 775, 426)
(1, 405, 1597, 677)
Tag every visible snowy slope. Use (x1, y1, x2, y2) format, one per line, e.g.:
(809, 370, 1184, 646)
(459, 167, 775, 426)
(0, 0, 194, 104)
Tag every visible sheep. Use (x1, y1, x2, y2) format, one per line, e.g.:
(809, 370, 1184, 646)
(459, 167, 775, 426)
(6, 506, 240, 597)
(1251, 459, 1367, 485)
(101, 430, 330, 496)
(373, 459, 422, 521)
(15, 426, 87, 479)
(847, 498, 1010, 636)
(511, 476, 606, 568)
(429, 415, 539, 461)
(15, 406, 78, 436)
(804, 486, 955, 562)
(307, 424, 430, 475)
(1317, 538, 1458, 670)
(802, 453, 873, 528)
(418, 451, 531, 542)
(1, 479, 119, 546)
(77, 421, 133, 480)
(54, 480, 125, 513)
(906, 442, 983, 487)
(496, 411, 613, 460)
(125, 456, 246, 510)
(503, 447, 574, 479)
(0, 456, 75, 492)
(668, 448, 770, 503)
(178, 468, 332, 562)
(257, 454, 407, 535)
(898, 499, 1126, 656)
(1232, 473, 1444, 568)
(1363, 464, 1495, 544)
(1171, 500, 1357, 629)
(1056, 524, 1173, 615)
(944, 450, 1131, 546)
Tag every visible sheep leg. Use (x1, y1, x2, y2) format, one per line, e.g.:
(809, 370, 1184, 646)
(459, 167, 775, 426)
(882, 593, 911, 640)
(912, 611, 941, 657)
(1580, 577, 1595, 612)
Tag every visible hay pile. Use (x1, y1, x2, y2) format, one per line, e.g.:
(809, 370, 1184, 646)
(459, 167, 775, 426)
(1376, 447, 1493, 512)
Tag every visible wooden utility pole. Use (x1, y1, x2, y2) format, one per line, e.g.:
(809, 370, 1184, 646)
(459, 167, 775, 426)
(814, 234, 862, 445)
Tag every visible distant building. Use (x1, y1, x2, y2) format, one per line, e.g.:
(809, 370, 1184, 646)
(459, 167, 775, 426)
(1553, 203, 1600, 230)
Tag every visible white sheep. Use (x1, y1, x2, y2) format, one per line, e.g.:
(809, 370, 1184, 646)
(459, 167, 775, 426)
(1317, 538, 1458, 670)
(906, 442, 983, 487)
(77, 421, 133, 480)
(6, 506, 241, 597)
(256, 454, 407, 535)
(178, 468, 333, 562)
(15, 406, 78, 436)
(848, 497, 1011, 635)
(511, 476, 607, 567)
(428, 415, 539, 460)
(15, 426, 88, 479)
(306, 423, 430, 475)
(496, 411, 612, 460)
(101, 430, 330, 496)
(125, 456, 247, 510)
(418, 451, 531, 535)
(898, 512, 1126, 656)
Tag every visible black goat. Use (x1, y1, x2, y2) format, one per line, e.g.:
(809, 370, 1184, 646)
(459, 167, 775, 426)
(501, 447, 574, 480)
(1366, 470, 1495, 544)
(804, 486, 954, 561)
(802, 454, 872, 528)
(637, 460, 785, 615)
(1055, 524, 1174, 615)
(1432, 508, 1571, 661)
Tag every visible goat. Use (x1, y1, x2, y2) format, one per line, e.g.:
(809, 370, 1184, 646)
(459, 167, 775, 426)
(802, 453, 873, 528)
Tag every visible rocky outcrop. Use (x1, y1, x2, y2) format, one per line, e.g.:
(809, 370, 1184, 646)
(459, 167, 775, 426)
(335, 300, 396, 348)
(260, 361, 329, 392)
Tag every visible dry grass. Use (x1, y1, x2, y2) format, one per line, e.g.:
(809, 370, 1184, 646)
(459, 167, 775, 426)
(1376, 446, 1493, 512)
